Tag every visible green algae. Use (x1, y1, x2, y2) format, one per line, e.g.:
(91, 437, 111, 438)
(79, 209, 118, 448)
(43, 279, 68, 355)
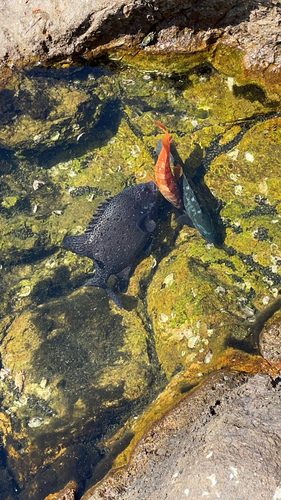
(2, 195, 19, 208)
(212, 46, 245, 77)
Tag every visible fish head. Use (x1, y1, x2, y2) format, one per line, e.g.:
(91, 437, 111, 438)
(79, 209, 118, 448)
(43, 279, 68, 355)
(132, 181, 159, 222)
(144, 180, 159, 196)
(135, 181, 159, 204)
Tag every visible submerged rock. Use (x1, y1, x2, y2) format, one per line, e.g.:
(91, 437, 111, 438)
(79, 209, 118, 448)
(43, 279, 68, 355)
(0, 290, 162, 499)
(260, 313, 281, 370)
(44, 481, 78, 500)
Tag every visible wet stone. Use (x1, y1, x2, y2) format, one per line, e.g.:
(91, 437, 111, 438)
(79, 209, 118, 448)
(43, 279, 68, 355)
(259, 314, 281, 370)
(0, 290, 158, 499)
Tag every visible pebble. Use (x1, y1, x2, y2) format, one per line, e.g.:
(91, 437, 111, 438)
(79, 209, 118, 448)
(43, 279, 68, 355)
(40, 378, 48, 388)
(18, 286, 31, 297)
(227, 77, 234, 91)
(163, 273, 175, 286)
(262, 296, 270, 306)
(234, 185, 243, 196)
(187, 336, 199, 348)
(245, 152, 254, 162)
(227, 149, 239, 160)
(204, 350, 213, 363)
(28, 417, 44, 428)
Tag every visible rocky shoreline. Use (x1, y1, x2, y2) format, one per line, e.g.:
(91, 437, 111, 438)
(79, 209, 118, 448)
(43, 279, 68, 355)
(0, 0, 281, 85)
(1, 2, 281, 500)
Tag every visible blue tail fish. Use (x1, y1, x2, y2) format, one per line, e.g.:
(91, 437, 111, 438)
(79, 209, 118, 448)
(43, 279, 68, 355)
(177, 174, 222, 245)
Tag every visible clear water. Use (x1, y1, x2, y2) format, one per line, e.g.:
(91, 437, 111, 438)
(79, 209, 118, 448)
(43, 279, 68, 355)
(0, 60, 281, 499)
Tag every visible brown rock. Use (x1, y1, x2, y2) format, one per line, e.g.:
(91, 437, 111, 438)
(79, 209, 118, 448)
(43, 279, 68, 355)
(83, 371, 281, 500)
(0, 0, 281, 83)
(44, 480, 78, 500)
(260, 313, 281, 370)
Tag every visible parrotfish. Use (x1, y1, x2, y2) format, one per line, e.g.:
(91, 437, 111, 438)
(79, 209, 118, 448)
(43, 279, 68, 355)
(176, 174, 223, 246)
(154, 121, 183, 210)
(63, 181, 159, 309)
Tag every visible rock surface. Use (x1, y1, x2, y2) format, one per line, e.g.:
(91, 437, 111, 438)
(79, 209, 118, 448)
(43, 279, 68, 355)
(83, 371, 281, 500)
(0, 0, 281, 84)
(44, 481, 78, 500)
(260, 312, 281, 370)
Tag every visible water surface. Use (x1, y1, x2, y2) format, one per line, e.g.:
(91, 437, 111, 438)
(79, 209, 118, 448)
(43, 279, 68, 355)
(0, 60, 281, 499)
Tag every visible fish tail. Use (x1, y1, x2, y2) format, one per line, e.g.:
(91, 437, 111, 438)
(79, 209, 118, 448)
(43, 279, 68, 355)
(155, 121, 171, 150)
(84, 276, 123, 309)
(155, 121, 168, 133)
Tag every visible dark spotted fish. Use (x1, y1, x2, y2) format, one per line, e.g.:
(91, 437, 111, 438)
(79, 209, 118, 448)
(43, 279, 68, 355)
(63, 181, 159, 308)
(176, 174, 220, 245)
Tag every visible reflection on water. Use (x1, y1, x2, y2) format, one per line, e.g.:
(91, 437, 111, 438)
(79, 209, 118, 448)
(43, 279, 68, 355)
(0, 60, 281, 499)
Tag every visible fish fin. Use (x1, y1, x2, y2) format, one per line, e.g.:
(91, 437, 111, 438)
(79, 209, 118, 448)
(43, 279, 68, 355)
(84, 277, 123, 309)
(145, 218, 156, 232)
(176, 213, 195, 228)
(137, 213, 156, 233)
(116, 266, 131, 293)
(94, 258, 105, 269)
(143, 234, 154, 256)
(174, 164, 183, 181)
(84, 199, 112, 234)
(63, 235, 93, 258)
(84, 266, 108, 289)
(105, 288, 123, 309)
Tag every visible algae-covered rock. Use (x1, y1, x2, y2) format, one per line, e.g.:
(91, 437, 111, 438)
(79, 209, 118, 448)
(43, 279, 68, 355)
(0, 288, 157, 499)
(0, 66, 127, 155)
(147, 239, 248, 378)
(147, 108, 281, 378)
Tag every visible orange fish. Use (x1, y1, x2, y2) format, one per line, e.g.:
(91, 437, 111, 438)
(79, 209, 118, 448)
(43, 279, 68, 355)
(154, 121, 183, 210)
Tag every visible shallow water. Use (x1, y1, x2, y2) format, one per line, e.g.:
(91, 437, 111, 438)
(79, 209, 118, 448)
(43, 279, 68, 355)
(0, 60, 281, 499)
